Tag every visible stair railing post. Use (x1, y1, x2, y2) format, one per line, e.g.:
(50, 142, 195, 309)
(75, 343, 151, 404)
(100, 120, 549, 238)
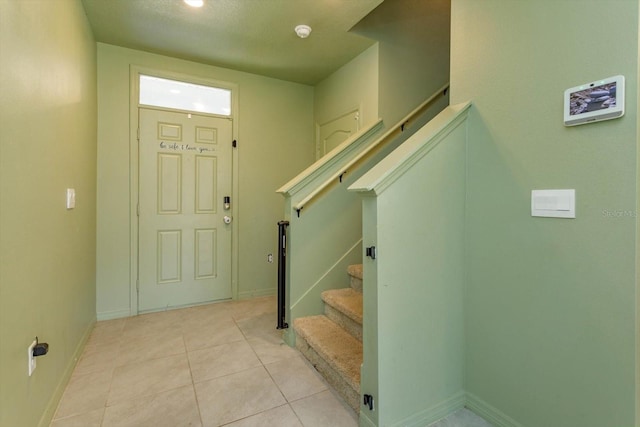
(277, 220, 290, 329)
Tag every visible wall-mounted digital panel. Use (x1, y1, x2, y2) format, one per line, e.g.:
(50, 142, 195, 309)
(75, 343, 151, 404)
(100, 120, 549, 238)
(564, 75, 624, 126)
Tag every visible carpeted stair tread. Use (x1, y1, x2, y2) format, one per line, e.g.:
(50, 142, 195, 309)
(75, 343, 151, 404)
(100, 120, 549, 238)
(293, 315, 362, 391)
(347, 264, 363, 280)
(321, 288, 363, 325)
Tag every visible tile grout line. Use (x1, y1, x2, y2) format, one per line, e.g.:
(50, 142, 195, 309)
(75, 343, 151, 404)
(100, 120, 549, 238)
(232, 306, 307, 426)
(105, 314, 202, 424)
(100, 315, 130, 426)
(238, 313, 295, 424)
(50, 298, 359, 427)
(256, 349, 303, 423)
(183, 333, 206, 427)
(51, 318, 125, 426)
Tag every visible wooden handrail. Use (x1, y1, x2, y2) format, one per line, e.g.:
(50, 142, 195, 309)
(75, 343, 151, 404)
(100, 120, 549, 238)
(276, 119, 384, 196)
(293, 82, 450, 215)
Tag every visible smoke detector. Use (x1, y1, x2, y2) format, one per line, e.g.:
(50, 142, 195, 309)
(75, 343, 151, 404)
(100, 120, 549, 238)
(294, 25, 312, 39)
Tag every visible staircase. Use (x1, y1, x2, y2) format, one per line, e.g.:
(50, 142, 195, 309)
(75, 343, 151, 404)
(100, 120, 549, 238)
(293, 264, 364, 412)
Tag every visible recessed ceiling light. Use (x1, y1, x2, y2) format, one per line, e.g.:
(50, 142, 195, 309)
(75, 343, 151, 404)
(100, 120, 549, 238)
(294, 25, 312, 39)
(184, 0, 204, 7)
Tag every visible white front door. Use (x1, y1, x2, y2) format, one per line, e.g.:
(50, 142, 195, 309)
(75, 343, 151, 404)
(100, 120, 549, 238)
(138, 108, 233, 312)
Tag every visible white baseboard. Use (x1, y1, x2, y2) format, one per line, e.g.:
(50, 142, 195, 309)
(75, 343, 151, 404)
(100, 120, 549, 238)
(360, 391, 523, 427)
(238, 288, 276, 299)
(38, 319, 95, 427)
(465, 392, 524, 427)
(388, 391, 466, 427)
(97, 308, 131, 321)
(97, 291, 275, 321)
(360, 412, 377, 427)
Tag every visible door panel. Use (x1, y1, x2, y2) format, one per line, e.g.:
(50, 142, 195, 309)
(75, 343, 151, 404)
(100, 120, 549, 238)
(195, 228, 216, 279)
(158, 154, 182, 214)
(317, 109, 360, 159)
(158, 230, 181, 283)
(195, 156, 216, 213)
(138, 108, 232, 312)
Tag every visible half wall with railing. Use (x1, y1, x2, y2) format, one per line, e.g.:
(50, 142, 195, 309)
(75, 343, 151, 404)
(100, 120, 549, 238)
(349, 102, 472, 426)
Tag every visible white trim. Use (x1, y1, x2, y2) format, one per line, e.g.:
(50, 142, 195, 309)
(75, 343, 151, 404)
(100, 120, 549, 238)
(96, 309, 132, 321)
(388, 391, 466, 427)
(238, 288, 277, 299)
(290, 239, 362, 309)
(359, 413, 377, 427)
(465, 392, 525, 427)
(129, 65, 240, 316)
(349, 101, 470, 195)
(277, 119, 383, 196)
(37, 319, 95, 427)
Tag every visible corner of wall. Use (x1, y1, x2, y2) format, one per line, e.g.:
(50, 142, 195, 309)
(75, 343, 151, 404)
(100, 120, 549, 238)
(37, 320, 95, 427)
(313, 42, 380, 129)
(465, 393, 525, 427)
(636, 5, 640, 422)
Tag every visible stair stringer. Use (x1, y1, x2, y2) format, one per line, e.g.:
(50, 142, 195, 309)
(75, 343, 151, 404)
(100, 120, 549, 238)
(284, 239, 362, 346)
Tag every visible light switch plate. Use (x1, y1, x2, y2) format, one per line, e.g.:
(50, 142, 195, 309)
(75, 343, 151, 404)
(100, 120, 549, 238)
(531, 189, 575, 218)
(66, 188, 76, 209)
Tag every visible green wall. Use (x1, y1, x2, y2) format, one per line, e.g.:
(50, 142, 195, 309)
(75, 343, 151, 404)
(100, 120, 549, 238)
(352, 0, 450, 128)
(0, 1, 98, 426)
(314, 44, 379, 131)
(451, 1, 639, 426)
(96, 44, 315, 319)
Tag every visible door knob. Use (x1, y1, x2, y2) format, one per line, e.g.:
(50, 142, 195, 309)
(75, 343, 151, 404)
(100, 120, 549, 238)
(223, 215, 232, 224)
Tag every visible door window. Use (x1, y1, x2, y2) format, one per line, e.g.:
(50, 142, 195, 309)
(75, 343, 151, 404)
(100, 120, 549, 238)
(139, 75, 231, 116)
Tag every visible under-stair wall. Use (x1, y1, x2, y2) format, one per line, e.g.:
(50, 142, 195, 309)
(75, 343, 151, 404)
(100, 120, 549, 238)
(350, 102, 471, 426)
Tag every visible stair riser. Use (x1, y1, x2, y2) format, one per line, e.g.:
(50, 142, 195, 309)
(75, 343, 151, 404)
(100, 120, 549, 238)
(325, 304, 362, 341)
(295, 333, 360, 412)
(347, 264, 363, 292)
(350, 276, 363, 292)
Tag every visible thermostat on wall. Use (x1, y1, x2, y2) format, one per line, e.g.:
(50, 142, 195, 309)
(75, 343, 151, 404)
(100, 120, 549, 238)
(564, 75, 625, 126)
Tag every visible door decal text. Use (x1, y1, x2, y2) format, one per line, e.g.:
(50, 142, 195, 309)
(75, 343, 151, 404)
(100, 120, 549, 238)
(160, 141, 215, 153)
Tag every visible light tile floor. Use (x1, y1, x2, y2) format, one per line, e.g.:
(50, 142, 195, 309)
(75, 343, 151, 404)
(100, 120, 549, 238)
(49, 296, 359, 427)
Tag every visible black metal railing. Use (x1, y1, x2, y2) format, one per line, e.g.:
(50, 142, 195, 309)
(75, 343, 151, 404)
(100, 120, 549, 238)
(276, 220, 289, 329)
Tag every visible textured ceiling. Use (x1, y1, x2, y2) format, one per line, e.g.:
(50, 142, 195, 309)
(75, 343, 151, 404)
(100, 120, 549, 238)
(81, 0, 384, 85)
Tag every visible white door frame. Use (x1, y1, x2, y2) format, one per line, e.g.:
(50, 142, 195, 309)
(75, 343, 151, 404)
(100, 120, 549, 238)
(129, 66, 239, 315)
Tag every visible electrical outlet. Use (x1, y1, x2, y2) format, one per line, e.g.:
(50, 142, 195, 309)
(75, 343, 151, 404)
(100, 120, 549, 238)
(28, 340, 37, 376)
(267, 253, 273, 263)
